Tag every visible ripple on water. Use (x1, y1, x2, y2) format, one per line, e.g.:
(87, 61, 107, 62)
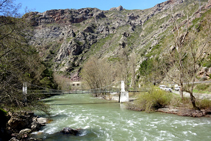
(42, 127, 58, 134)
(183, 131, 197, 136)
(78, 129, 88, 137)
(35, 95, 211, 141)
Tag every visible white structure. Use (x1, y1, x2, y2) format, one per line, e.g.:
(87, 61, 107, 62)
(22, 82, 27, 94)
(23, 82, 27, 103)
(121, 81, 125, 92)
(120, 81, 129, 103)
(69, 81, 82, 90)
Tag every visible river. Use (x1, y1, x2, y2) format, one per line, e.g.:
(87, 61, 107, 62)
(33, 94, 211, 141)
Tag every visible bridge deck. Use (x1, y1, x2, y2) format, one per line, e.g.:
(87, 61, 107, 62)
(27, 89, 145, 95)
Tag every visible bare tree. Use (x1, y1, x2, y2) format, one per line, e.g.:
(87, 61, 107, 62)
(81, 57, 113, 94)
(129, 51, 137, 89)
(117, 48, 130, 90)
(162, 2, 211, 109)
(0, 0, 21, 17)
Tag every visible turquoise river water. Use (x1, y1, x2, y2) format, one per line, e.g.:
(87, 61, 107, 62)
(33, 94, 211, 141)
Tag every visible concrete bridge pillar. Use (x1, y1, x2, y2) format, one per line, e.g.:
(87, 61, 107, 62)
(23, 82, 27, 104)
(120, 81, 129, 103)
(121, 81, 125, 92)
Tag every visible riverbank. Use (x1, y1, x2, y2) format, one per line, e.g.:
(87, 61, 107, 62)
(0, 110, 48, 141)
(127, 103, 211, 118)
(128, 99, 211, 118)
(157, 107, 211, 117)
(97, 91, 211, 118)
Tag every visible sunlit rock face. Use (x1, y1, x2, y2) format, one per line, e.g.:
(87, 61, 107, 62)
(25, 0, 210, 80)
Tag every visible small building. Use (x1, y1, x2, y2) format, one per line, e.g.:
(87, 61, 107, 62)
(70, 81, 82, 90)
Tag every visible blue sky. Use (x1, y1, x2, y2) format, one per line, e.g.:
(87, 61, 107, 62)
(15, 0, 167, 14)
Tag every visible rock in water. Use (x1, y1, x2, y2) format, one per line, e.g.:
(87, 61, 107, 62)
(36, 117, 48, 125)
(61, 127, 79, 135)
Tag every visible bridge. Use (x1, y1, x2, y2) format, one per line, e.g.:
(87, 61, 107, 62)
(27, 89, 121, 95)
(23, 81, 143, 103)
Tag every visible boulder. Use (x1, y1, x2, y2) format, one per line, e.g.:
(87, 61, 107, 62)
(37, 117, 47, 125)
(5, 111, 47, 141)
(31, 121, 41, 131)
(192, 110, 203, 117)
(117, 6, 124, 11)
(177, 109, 204, 117)
(9, 128, 32, 141)
(109, 7, 117, 11)
(19, 128, 32, 134)
(7, 112, 34, 133)
(9, 137, 19, 141)
(110, 6, 123, 11)
(16, 128, 32, 140)
(61, 127, 79, 135)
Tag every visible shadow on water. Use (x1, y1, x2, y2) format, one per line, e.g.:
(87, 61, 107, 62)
(42, 97, 76, 102)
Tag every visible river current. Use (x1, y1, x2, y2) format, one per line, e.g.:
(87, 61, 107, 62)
(33, 94, 211, 141)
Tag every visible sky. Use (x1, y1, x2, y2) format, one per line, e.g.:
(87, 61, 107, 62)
(14, 0, 167, 14)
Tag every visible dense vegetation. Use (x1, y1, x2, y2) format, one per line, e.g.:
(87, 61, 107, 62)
(127, 86, 211, 112)
(0, 0, 57, 113)
(132, 87, 172, 112)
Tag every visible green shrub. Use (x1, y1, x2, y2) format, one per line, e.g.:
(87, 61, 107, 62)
(169, 96, 181, 107)
(197, 99, 211, 109)
(170, 96, 194, 108)
(134, 87, 172, 112)
(196, 84, 209, 91)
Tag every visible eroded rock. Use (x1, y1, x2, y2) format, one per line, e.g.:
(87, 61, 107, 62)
(177, 109, 204, 117)
(61, 127, 80, 135)
(37, 117, 48, 125)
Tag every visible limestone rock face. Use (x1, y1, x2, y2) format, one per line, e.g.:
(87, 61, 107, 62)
(26, 0, 210, 81)
(110, 5, 123, 11)
(94, 11, 106, 19)
(117, 5, 124, 11)
(25, 8, 102, 26)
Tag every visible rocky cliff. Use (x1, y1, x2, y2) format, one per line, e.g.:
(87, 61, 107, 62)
(25, 0, 211, 81)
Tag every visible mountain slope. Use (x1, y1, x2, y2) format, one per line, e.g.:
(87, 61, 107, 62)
(25, 0, 211, 82)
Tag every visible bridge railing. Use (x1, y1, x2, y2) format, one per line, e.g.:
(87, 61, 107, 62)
(27, 90, 63, 95)
(27, 86, 125, 95)
(27, 88, 146, 95)
(62, 88, 121, 94)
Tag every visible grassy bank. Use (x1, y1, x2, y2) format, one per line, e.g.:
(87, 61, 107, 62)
(127, 86, 211, 113)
